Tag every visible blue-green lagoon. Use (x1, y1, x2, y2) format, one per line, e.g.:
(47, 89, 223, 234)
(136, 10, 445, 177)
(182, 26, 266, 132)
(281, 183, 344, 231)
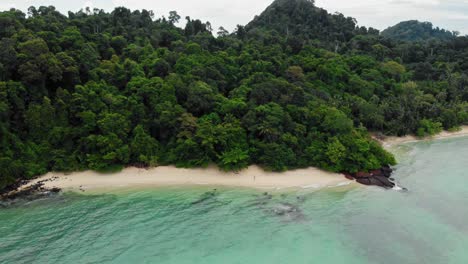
(1, 137, 468, 264)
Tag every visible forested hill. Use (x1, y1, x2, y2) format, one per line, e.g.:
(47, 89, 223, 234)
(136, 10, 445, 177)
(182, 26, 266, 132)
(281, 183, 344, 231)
(245, 0, 379, 51)
(0, 2, 467, 191)
(381, 20, 458, 42)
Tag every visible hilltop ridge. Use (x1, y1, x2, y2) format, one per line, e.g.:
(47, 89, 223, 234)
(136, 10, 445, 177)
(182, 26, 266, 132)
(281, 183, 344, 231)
(246, 0, 377, 43)
(381, 20, 458, 42)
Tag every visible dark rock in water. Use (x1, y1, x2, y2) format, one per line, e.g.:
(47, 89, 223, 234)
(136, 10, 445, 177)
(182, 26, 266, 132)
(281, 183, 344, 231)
(251, 194, 306, 222)
(347, 166, 399, 189)
(272, 203, 298, 215)
(268, 202, 305, 221)
(0, 179, 28, 197)
(355, 171, 372, 178)
(191, 189, 218, 205)
(250, 192, 273, 206)
(296, 196, 306, 203)
(356, 178, 371, 186)
(374, 176, 396, 189)
(1, 181, 61, 202)
(356, 176, 395, 189)
(263, 192, 273, 199)
(370, 169, 381, 175)
(381, 166, 393, 177)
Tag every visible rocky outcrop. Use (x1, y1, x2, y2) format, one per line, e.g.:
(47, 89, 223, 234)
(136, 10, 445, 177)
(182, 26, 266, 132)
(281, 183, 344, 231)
(344, 166, 397, 189)
(0, 178, 61, 202)
(0, 179, 29, 197)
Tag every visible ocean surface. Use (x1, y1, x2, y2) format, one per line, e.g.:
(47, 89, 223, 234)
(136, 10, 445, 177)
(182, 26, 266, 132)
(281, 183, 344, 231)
(1, 137, 468, 264)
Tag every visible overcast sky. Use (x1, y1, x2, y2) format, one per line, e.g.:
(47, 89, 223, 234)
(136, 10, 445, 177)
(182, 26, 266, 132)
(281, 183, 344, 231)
(1, 0, 467, 34)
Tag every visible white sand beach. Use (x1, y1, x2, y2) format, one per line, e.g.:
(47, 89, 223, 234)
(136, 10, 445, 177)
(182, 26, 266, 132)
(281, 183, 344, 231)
(15, 126, 467, 194)
(21, 165, 352, 192)
(378, 126, 468, 147)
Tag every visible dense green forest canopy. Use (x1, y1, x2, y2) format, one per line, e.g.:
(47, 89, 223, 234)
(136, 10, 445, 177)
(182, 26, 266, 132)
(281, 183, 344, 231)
(381, 20, 458, 42)
(246, 0, 378, 50)
(0, 0, 467, 190)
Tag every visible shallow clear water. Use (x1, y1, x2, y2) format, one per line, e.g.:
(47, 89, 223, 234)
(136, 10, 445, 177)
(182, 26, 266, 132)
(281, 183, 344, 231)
(1, 137, 468, 264)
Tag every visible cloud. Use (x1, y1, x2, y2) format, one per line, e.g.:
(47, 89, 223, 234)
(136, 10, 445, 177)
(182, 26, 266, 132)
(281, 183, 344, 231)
(316, 0, 468, 33)
(112, 0, 126, 7)
(83, 1, 93, 10)
(0, 1, 17, 10)
(389, 0, 440, 6)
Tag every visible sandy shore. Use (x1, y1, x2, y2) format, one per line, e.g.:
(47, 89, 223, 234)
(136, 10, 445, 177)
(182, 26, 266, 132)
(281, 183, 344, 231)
(378, 126, 468, 147)
(21, 165, 352, 193)
(15, 126, 467, 194)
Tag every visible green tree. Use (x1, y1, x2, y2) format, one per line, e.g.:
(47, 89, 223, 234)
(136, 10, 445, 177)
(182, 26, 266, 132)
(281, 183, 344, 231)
(130, 125, 160, 166)
(416, 119, 443, 137)
(325, 137, 346, 171)
(168, 11, 181, 25)
(185, 81, 218, 116)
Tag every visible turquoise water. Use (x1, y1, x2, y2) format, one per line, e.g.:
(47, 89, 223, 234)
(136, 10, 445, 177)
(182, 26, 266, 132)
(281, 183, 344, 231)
(1, 137, 468, 264)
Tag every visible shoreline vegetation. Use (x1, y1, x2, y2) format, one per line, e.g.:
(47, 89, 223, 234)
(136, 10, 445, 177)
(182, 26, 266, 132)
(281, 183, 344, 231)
(1, 0, 468, 197)
(4, 127, 467, 197)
